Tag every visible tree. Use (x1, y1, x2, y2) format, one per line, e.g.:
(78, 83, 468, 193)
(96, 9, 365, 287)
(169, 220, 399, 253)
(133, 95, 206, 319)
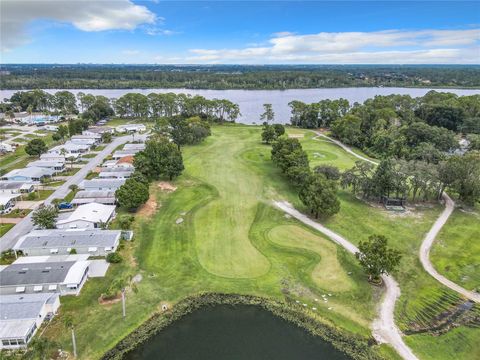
(356, 234, 402, 283)
(314, 165, 341, 180)
(299, 174, 340, 218)
(32, 205, 58, 229)
(57, 125, 69, 142)
(331, 114, 363, 146)
(25, 138, 47, 157)
(101, 132, 112, 143)
(261, 124, 277, 144)
(260, 103, 275, 124)
(116, 178, 150, 211)
(134, 137, 184, 181)
(272, 123, 285, 137)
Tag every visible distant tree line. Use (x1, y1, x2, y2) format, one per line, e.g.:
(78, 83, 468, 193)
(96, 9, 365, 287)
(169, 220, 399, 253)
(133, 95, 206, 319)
(290, 91, 480, 161)
(1, 90, 241, 123)
(2, 64, 480, 89)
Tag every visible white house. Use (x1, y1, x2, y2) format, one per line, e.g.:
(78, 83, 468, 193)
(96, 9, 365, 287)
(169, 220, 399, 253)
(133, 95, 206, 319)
(14, 229, 121, 257)
(112, 150, 140, 160)
(56, 202, 116, 229)
(0, 181, 35, 194)
(44, 125, 59, 132)
(79, 178, 125, 191)
(1, 167, 55, 182)
(83, 127, 114, 136)
(40, 153, 67, 163)
(0, 259, 90, 296)
(49, 142, 90, 155)
(0, 293, 60, 350)
(71, 190, 116, 205)
(0, 193, 19, 214)
(27, 160, 65, 173)
(116, 124, 146, 133)
(123, 143, 145, 151)
(0, 143, 14, 153)
(98, 170, 133, 179)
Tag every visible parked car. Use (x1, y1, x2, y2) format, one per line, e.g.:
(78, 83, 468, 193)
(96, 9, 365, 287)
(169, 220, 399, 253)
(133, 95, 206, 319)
(58, 202, 73, 210)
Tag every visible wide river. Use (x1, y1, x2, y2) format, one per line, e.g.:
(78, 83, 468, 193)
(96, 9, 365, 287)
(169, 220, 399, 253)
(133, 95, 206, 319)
(124, 304, 351, 360)
(2, 87, 479, 124)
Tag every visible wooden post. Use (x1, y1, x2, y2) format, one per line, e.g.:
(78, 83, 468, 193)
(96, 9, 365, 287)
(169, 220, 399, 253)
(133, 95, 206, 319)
(71, 328, 77, 358)
(122, 288, 126, 318)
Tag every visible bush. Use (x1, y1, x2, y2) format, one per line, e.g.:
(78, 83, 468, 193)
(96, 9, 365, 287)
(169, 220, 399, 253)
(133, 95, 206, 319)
(106, 252, 122, 263)
(69, 248, 77, 254)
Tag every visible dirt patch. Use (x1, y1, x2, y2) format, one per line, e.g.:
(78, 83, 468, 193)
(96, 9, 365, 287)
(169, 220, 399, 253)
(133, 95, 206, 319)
(158, 181, 177, 192)
(99, 294, 122, 305)
(288, 133, 304, 138)
(137, 194, 158, 217)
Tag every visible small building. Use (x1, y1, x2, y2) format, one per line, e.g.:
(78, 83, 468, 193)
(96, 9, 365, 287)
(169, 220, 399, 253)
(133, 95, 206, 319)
(79, 178, 126, 191)
(123, 143, 145, 151)
(40, 153, 67, 163)
(0, 260, 90, 296)
(44, 125, 59, 132)
(0, 143, 14, 153)
(99, 170, 133, 179)
(1, 167, 55, 182)
(112, 150, 140, 160)
(116, 124, 146, 133)
(0, 193, 19, 214)
(70, 137, 97, 146)
(0, 181, 34, 194)
(83, 127, 114, 136)
(0, 293, 60, 350)
(14, 229, 121, 257)
(71, 190, 116, 206)
(27, 160, 65, 173)
(56, 202, 116, 230)
(49, 142, 90, 155)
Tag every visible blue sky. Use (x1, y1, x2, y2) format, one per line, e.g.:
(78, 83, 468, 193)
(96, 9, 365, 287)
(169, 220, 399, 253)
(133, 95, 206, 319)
(1, 1, 479, 64)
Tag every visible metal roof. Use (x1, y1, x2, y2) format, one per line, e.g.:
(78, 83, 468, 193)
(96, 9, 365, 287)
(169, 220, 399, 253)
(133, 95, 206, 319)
(0, 261, 76, 286)
(14, 229, 121, 250)
(0, 293, 58, 320)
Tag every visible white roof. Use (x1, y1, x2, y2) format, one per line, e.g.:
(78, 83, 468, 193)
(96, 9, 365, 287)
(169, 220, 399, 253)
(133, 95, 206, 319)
(27, 160, 64, 168)
(13, 254, 90, 264)
(0, 319, 36, 339)
(50, 142, 90, 152)
(0, 193, 20, 205)
(2, 166, 55, 179)
(63, 260, 90, 284)
(56, 202, 116, 225)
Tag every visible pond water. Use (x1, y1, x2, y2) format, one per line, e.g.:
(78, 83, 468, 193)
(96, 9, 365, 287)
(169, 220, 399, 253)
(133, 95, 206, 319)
(124, 305, 351, 360)
(2, 87, 479, 124)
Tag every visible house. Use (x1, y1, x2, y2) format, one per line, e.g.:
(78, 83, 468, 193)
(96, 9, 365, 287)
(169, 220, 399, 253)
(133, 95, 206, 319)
(79, 178, 125, 191)
(116, 124, 146, 133)
(0, 260, 90, 296)
(0, 193, 19, 214)
(49, 142, 90, 155)
(112, 150, 140, 160)
(0, 293, 60, 350)
(56, 202, 116, 229)
(98, 170, 133, 179)
(83, 127, 114, 136)
(115, 156, 135, 169)
(123, 143, 145, 151)
(14, 229, 122, 257)
(0, 181, 34, 194)
(70, 137, 98, 146)
(0, 143, 14, 153)
(27, 160, 65, 173)
(40, 153, 67, 163)
(44, 125, 59, 132)
(1, 167, 55, 182)
(71, 134, 101, 146)
(71, 190, 116, 205)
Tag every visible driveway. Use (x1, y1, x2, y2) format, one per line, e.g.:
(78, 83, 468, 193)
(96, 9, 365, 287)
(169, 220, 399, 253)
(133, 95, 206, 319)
(0, 133, 145, 251)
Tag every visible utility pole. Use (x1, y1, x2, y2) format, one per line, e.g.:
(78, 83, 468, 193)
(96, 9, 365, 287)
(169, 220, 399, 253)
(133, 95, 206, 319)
(71, 328, 77, 358)
(121, 288, 126, 319)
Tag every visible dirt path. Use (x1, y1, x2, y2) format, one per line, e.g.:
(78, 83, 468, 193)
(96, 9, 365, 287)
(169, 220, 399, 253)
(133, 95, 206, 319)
(419, 193, 480, 303)
(273, 200, 418, 360)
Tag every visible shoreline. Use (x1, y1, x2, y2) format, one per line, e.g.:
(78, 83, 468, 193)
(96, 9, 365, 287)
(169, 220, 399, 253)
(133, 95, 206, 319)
(101, 293, 385, 360)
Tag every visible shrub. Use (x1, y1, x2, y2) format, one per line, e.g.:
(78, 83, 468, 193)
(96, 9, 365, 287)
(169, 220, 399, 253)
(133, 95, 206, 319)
(106, 252, 122, 263)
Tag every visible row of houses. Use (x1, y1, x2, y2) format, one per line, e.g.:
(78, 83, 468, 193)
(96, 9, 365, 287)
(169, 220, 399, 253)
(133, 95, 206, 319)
(0, 130, 145, 350)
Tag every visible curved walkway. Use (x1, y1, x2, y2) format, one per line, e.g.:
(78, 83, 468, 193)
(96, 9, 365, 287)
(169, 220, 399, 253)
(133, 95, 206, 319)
(274, 200, 418, 360)
(316, 131, 480, 303)
(419, 193, 480, 303)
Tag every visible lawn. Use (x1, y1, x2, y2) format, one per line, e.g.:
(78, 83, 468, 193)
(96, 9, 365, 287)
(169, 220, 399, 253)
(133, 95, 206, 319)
(41, 125, 479, 360)
(0, 223, 14, 237)
(430, 209, 480, 292)
(1, 208, 32, 218)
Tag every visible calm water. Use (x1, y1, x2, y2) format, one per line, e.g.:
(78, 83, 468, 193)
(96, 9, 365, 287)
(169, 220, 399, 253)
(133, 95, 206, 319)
(2, 87, 479, 124)
(124, 305, 351, 360)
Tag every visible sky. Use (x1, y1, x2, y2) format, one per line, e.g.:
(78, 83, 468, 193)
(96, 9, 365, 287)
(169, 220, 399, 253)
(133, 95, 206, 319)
(0, 0, 479, 64)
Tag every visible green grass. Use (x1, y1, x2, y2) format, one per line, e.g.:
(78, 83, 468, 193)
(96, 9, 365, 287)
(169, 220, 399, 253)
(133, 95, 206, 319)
(430, 209, 480, 292)
(82, 153, 97, 159)
(0, 223, 14, 237)
(35, 189, 55, 200)
(1, 208, 32, 218)
(45, 180, 66, 187)
(41, 125, 478, 360)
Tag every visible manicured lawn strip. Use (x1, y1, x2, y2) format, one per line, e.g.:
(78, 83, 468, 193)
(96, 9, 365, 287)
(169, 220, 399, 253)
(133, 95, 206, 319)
(430, 209, 480, 292)
(0, 223, 14, 237)
(1, 209, 32, 218)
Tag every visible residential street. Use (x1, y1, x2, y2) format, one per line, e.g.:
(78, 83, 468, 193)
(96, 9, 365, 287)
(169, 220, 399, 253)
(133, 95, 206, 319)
(0, 133, 145, 252)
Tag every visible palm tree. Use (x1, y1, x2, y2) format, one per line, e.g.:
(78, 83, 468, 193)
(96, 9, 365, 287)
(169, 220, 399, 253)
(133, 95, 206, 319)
(63, 314, 77, 358)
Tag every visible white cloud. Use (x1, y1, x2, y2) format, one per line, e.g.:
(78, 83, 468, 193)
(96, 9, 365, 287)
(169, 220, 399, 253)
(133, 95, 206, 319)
(186, 28, 480, 64)
(1, 0, 156, 51)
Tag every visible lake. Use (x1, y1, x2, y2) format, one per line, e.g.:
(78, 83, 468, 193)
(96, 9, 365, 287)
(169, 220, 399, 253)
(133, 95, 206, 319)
(124, 305, 351, 360)
(2, 87, 480, 124)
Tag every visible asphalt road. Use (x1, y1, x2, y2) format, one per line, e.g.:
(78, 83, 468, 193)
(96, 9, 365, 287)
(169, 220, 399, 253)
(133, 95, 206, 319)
(0, 134, 144, 252)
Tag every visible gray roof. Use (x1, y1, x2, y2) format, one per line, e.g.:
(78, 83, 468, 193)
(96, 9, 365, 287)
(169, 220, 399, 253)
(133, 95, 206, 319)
(0, 181, 30, 190)
(100, 167, 134, 173)
(0, 293, 58, 320)
(0, 261, 75, 286)
(74, 190, 116, 198)
(15, 229, 121, 250)
(2, 167, 55, 179)
(80, 179, 125, 189)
